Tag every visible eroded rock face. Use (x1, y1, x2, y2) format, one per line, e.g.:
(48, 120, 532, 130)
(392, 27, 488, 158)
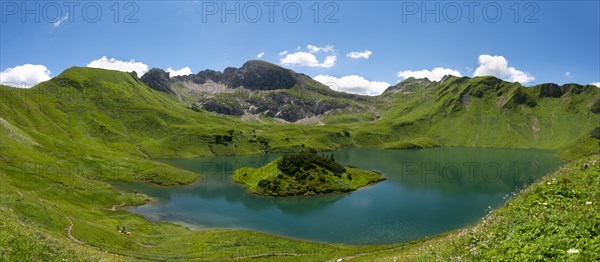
(537, 84, 563, 98)
(591, 99, 600, 114)
(173, 60, 297, 91)
(146, 60, 375, 121)
(197, 90, 350, 122)
(140, 68, 177, 96)
(168, 60, 355, 121)
(228, 60, 297, 91)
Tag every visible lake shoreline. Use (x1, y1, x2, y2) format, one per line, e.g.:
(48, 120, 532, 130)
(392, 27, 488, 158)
(115, 147, 563, 245)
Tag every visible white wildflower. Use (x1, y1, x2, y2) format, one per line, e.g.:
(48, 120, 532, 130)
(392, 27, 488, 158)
(567, 248, 579, 254)
(585, 201, 592, 205)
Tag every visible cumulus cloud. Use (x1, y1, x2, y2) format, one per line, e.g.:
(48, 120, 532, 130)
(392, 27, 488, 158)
(590, 82, 600, 88)
(87, 56, 149, 76)
(307, 44, 334, 53)
(53, 13, 69, 27)
(166, 67, 192, 77)
(314, 74, 390, 96)
(347, 50, 372, 59)
(473, 55, 534, 83)
(278, 44, 336, 68)
(0, 64, 52, 88)
(565, 71, 572, 77)
(280, 52, 336, 68)
(397, 67, 462, 81)
(321, 56, 336, 68)
(257, 52, 265, 59)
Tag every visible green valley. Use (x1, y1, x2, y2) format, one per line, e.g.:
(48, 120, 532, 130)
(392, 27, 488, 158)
(0, 63, 598, 261)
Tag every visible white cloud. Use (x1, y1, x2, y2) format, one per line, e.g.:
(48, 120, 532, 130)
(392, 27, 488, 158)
(321, 56, 336, 68)
(87, 56, 149, 76)
(397, 67, 462, 81)
(0, 64, 52, 88)
(565, 71, 572, 77)
(314, 74, 390, 96)
(280, 52, 336, 68)
(347, 50, 372, 59)
(256, 52, 265, 59)
(278, 45, 336, 68)
(307, 44, 334, 53)
(53, 13, 69, 27)
(473, 55, 534, 83)
(590, 82, 600, 88)
(166, 67, 192, 77)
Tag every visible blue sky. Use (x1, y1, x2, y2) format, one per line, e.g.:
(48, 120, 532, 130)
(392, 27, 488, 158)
(1, 1, 599, 94)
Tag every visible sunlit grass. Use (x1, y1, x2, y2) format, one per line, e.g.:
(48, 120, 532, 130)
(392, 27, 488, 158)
(0, 67, 598, 260)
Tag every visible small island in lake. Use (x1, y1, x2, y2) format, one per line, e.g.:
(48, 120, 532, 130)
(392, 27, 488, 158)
(233, 148, 386, 196)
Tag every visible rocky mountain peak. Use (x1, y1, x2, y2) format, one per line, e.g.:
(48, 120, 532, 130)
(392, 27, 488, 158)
(140, 68, 178, 96)
(170, 60, 297, 91)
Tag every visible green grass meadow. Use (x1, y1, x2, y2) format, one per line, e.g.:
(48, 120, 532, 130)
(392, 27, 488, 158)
(0, 67, 598, 260)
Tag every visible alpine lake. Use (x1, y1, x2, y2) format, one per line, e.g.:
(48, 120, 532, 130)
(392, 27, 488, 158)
(112, 147, 562, 245)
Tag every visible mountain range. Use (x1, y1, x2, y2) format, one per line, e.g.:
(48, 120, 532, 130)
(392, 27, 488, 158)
(141, 60, 370, 122)
(2, 60, 598, 168)
(1, 60, 599, 261)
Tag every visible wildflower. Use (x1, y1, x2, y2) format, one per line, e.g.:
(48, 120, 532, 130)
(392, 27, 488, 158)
(542, 202, 548, 206)
(567, 248, 579, 254)
(547, 182, 552, 185)
(585, 201, 592, 205)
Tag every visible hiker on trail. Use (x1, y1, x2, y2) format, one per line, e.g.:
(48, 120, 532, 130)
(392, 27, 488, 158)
(117, 225, 120, 231)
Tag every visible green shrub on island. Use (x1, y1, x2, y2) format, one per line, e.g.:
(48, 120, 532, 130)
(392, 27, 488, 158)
(233, 148, 385, 196)
(277, 148, 346, 178)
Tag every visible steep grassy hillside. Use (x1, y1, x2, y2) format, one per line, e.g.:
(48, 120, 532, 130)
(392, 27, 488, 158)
(1, 67, 230, 185)
(0, 65, 598, 260)
(6, 66, 592, 163)
(0, 67, 354, 181)
(350, 76, 599, 154)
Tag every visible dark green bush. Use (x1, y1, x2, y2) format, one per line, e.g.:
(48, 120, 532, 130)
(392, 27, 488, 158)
(277, 147, 346, 179)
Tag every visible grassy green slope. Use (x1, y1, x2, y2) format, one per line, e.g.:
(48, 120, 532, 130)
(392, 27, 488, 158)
(558, 127, 600, 160)
(4, 69, 595, 163)
(1, 67, 268, 158)
(1, 67, 598, 260)
(352, 76, 599, 154)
